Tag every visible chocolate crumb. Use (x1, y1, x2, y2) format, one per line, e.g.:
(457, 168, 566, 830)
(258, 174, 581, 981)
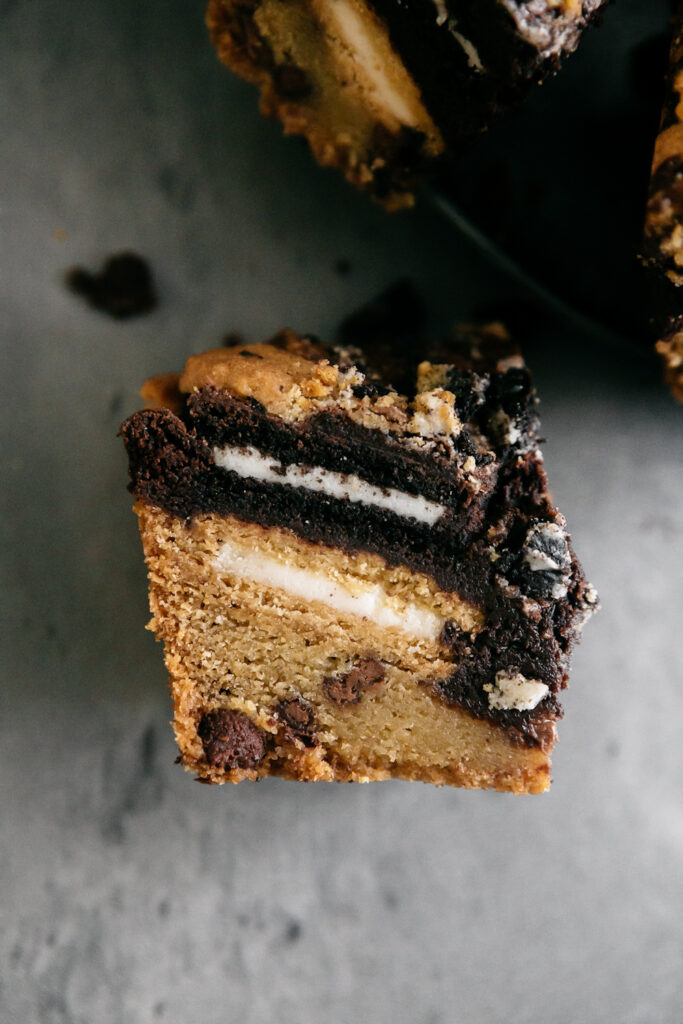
(66, 252, 157, 319)
(323, 657, 385, 705)
(275, 696, 317, 746)
(198, 709, 268, 770)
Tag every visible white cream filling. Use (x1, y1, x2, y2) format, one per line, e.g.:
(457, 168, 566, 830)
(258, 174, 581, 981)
(524, 548, 560, 572)
(319, 0, 426, 127)
(213, 540, 444, 640)
(484, 670, 550, 712)
(213, 445, 445, 525)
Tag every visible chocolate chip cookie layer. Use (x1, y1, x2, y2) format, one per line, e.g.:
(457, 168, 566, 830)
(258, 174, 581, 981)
(207, 0, 606, 207)
(122, 328, 596, 791)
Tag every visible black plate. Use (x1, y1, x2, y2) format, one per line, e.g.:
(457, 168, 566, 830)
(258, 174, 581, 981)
(434, 0, 671, 344)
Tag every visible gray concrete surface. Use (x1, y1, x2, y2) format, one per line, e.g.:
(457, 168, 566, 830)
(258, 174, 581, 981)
(1, 2, 682, 1022)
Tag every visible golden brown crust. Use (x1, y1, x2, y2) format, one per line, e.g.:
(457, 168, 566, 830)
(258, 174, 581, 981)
(179, 339, 341, 417)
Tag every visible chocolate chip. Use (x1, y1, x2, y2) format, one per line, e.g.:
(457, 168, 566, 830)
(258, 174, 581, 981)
(198, 709, 268, 770)
(323, 658, 385, 705)
(275, 697, 317, 746)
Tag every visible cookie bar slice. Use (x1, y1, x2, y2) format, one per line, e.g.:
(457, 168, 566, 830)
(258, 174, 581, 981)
(121, 328, 596, 791)
(207, 0, 606, 208)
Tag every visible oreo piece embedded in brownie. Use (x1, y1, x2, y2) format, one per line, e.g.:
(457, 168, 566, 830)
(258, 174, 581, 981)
(121, 327, 597, 791)
(206, 0, 606, 207)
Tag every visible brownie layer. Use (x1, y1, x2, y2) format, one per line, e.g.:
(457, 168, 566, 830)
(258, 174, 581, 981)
(122, 389, 554, 605)
(123, 404, 495, 597)
(191, 389, 494, 512)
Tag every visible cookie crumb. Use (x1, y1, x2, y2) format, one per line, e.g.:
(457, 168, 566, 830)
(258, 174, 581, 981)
(323, 657, 386, 705)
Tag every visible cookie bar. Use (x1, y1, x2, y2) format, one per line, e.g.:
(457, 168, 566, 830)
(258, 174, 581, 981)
(121, 327, 597, 791)
(207, 0, 606, 208)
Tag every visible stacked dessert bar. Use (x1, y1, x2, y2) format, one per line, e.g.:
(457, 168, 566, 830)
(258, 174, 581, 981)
(122, 327, 596, 792)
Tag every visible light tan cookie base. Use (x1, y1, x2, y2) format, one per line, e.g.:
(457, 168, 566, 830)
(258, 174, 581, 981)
(136, 502, 554, 793)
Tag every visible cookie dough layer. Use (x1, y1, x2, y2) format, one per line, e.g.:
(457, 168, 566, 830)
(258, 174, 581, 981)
(138, 503, 553, 792)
